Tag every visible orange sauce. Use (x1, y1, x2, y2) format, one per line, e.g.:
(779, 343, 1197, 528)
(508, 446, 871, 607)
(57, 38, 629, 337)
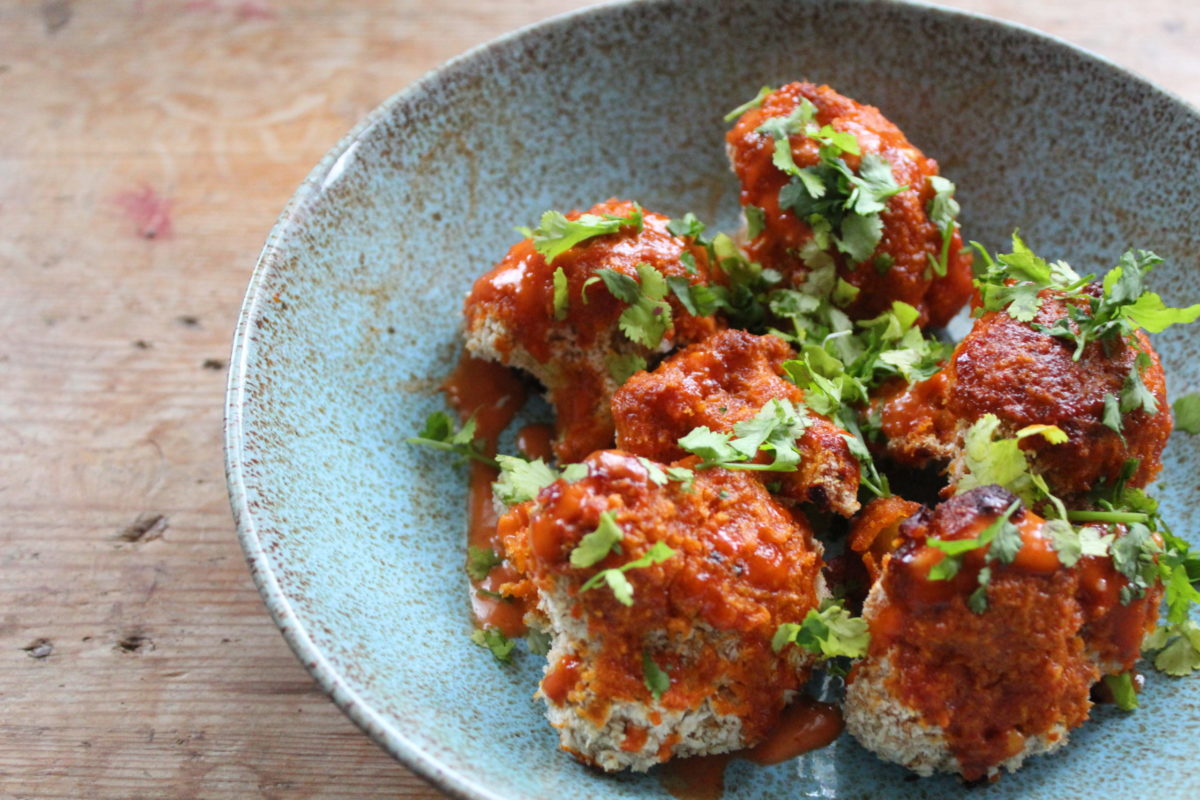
(443, 353, 530, 636)
(517, 423, 554, 461)
(745, 698, 843, 765)
(541, 655, 580, 706)
(657, 752, 731, 800)
(443, 354, 527, 441)
(657, 698, 843, 799)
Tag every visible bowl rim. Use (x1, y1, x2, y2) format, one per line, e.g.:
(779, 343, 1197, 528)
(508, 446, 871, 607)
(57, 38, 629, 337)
(223, 1, 1199, 797)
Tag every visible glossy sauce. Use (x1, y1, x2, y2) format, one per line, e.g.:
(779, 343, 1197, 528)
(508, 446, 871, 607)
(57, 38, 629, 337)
(443, 354, 530, 635)
(745, 698, 843, 764)
(517, 423, 554, 461)
(656, 699, 843, 800)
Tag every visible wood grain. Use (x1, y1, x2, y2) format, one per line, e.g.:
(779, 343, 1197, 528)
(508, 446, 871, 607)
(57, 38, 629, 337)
(0, 1, 1195, 797)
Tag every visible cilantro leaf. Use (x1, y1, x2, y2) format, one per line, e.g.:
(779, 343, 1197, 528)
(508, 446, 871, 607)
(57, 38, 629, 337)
(598, 263, 674, 348)
(666, 275, 721, 317)
(470, 628, 515, 663)
(677, 399, 810, 472)
(835, 212, 883, 263)
(968, 566, 992, 614)
(569, 511, 624, 568)
(1048, 522, 1113, 568)
(926, 175, 960, 278)
(1120, 354, 1159, 415)
(1122, 291, 1200, 332)
(1174, 392, 1200, 434)
(642, 651, 671, 700)
(605, 352, 647, 385)
(561, 463, 589, 483)
(467, 546, 503, 581)
(756, 98, 816, 140)
(406, 411, 496, 467)
(925, 500, 1022, 583)
(579, 541, 676, 606)
(666, 212, 708, 242)
(525, 205, 644, 264)
(724, 85, 774, 122)
(493, 455, 558, 506)
(1103, 392, 1125, 440)
(772, 599, 870, 659)
(1148, 621, 1200, 676)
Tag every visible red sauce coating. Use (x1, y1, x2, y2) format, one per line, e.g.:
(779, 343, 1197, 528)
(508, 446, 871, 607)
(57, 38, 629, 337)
(517, 423, 555, 461)
(725, 83, 973, 328)
(463, 199, 721, 462)
(611, 329, 860, 516)
(498, 450, 824, 744)
(880, 288, 1172, 497)
(862, 486, 1161, 780)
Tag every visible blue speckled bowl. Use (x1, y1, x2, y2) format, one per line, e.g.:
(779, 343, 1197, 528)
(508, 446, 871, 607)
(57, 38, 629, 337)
(225, 1, 1200, 797)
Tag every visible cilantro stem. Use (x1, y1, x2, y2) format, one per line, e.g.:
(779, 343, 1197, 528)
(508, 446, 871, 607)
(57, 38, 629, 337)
(1066, 509, 1150, 524)
(404, 437, 499, 468)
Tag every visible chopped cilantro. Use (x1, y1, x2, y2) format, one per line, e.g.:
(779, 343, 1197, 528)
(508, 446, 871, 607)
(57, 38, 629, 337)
(493, 455, 558, 506)
(406, 411, 496, 467)
(523, 205, 644, 264)
(470, 628, 515, 663)
(552, 266, 568, 320)
(1173, 392, 1200, 434)
(772, 599, 870, 659)
(723, 85, 774, 122)
(642, 651, 671, 700)
(569, 511, 624, 568)
(579, 541, 676, 606)
(466, 546, 503, 581)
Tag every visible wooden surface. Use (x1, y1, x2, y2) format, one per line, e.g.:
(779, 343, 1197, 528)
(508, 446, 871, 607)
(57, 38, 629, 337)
(0, 1, 1196, 797)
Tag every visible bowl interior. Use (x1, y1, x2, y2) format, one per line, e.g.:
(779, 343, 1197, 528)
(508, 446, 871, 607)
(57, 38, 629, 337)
(226, 1, 1200, 797)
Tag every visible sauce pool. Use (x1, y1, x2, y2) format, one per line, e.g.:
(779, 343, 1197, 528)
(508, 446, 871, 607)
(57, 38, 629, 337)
(443, 354, 530, 636)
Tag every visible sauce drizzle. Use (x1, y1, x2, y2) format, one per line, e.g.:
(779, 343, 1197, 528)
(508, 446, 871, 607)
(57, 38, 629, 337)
(443, 354, 529, 635)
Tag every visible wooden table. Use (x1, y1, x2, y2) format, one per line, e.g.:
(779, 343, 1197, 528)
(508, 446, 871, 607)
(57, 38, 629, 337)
(1, 1, 1195, 797)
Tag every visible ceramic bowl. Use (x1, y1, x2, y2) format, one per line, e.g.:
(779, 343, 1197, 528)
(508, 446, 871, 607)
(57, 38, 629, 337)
(225, 0, 1200, 797)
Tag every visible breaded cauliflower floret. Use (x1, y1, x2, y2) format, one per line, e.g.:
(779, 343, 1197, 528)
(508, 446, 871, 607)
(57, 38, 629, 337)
(877, 287, 1172, 499)
(464, 199, 720, 462)
(845, 486, 1161, 781)
(611, 329, 861, 516)
(496, 450, 827, 771)
(725, 82, 973, 328)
